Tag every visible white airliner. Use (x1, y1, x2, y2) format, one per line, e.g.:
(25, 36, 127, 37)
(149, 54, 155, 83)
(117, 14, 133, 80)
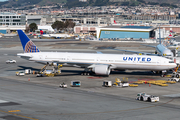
(146, 44, 173, 57)
(42, 34, 71, 38)
(167, 39, 180, 49)
(17, 30, 176, 76)
(155, 27, 173, 57)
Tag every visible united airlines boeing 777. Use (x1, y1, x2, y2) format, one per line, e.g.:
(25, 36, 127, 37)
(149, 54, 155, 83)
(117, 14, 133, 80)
(17, 30, 176, 76)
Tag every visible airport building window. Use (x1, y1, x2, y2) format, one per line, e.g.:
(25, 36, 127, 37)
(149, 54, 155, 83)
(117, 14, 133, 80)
(6, 16, 9, 18)
(13, 16, 16, 18)
(13, 20, 20, 22)
(0, 16, 2, 18)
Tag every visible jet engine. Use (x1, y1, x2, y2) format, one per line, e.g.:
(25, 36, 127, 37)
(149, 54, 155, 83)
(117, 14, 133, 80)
(47, 62, 58, 66)
(52, 62, 58, 66)
(92, 65, 111, 75)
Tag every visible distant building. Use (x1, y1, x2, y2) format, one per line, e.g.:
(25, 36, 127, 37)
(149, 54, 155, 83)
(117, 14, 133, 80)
(160, 25, 180, 34)
(130, 15, 176, 20)
(97, 26, 156, 39)
(0, 12, 26, 34)
(27, 15, 42, 25)
(0, 12, 26, 26)
(155, 28, 170, 39)
(74, 25, 97, 34)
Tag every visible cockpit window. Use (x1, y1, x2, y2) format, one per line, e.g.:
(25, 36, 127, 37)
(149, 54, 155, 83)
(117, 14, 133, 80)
(169, 61, 174, 63)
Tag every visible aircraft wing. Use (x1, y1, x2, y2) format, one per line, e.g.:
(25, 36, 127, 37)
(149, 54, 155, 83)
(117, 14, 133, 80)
(141, 44, 156, 48)
(17, 53, 32, 60)
(87, 63, 116, 69)
(167, 45, 180, 49)
(96, 51, 103, 54)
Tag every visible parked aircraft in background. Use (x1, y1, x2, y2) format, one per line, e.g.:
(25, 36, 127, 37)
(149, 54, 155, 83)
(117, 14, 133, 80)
(167, 39, 180, 49)
(109, 27, 174, 58)
(42, 34, 71, 38)
(17, 30, 176, 76)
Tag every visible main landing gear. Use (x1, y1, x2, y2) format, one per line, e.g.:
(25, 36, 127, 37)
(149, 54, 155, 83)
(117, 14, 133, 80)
(81, 68, 92, 76)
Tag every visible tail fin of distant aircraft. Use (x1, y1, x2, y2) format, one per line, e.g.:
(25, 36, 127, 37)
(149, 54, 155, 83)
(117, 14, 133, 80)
(114, 20, 117, 24)
(40, 29, 43, 35)
(17, 30, 40, 53)
(159, 27, 161, 44)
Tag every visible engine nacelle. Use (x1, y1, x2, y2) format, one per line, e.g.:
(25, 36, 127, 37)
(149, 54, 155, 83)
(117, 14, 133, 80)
(48, 62, 58, 66)
(52, 62, 58, 66)
(92, 65, 111, 75)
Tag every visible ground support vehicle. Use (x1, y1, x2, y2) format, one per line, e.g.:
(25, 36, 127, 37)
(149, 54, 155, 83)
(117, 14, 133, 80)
(6, 59, 16, 64)
(168, 77, 179, 82)
(136, 92, 159, 102)
(16, 71, 25, 76)
(113, 78, 129, 87)
(36, 73, 43, 77)
(25, 69, 31, 74)
(37, 64, 62, 77)
(171, 72, 180, 78)
(103, 80, 112, 87)
(59, 83, 67, 88)
(70, 81, 81, 87)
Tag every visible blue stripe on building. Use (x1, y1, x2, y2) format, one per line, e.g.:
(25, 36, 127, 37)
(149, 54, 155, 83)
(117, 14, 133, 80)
(0, 30, 6, 34)
(100, 30, 149, 39)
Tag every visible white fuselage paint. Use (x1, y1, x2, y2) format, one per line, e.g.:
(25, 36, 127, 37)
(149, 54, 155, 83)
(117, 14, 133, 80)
(17, 52, 176, 71)
(156, 44, 173, 57)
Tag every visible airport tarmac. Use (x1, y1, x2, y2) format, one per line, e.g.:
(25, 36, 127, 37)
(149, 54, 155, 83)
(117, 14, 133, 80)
(0, 36, 180, 120)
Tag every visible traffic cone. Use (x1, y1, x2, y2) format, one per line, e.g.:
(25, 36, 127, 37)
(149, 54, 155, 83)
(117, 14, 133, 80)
(28, 78, 30, 81)
(149, 84, 151, 87)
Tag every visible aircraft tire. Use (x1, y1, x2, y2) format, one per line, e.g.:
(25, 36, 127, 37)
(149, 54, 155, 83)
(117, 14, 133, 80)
(148, 97, 151, 102)
(176, 74, 179, 78)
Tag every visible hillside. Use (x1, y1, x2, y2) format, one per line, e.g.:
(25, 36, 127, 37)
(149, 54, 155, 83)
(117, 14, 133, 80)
(2, 0, 42, 8)
(0, 0, 179, 8)
(1, 0, 66, 8)
(145, 0, 180, 4)
(38, 0, 66, 6)
(65, 0, 179, 8)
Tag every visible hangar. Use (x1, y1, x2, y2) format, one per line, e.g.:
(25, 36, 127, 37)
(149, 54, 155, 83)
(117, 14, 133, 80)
(96, 26, 156, 39)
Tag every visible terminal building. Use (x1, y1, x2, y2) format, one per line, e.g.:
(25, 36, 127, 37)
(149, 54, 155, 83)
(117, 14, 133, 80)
(0, 12, 26, 26)
(96, 26, 156, 39)
(0, 12, 26, 34)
